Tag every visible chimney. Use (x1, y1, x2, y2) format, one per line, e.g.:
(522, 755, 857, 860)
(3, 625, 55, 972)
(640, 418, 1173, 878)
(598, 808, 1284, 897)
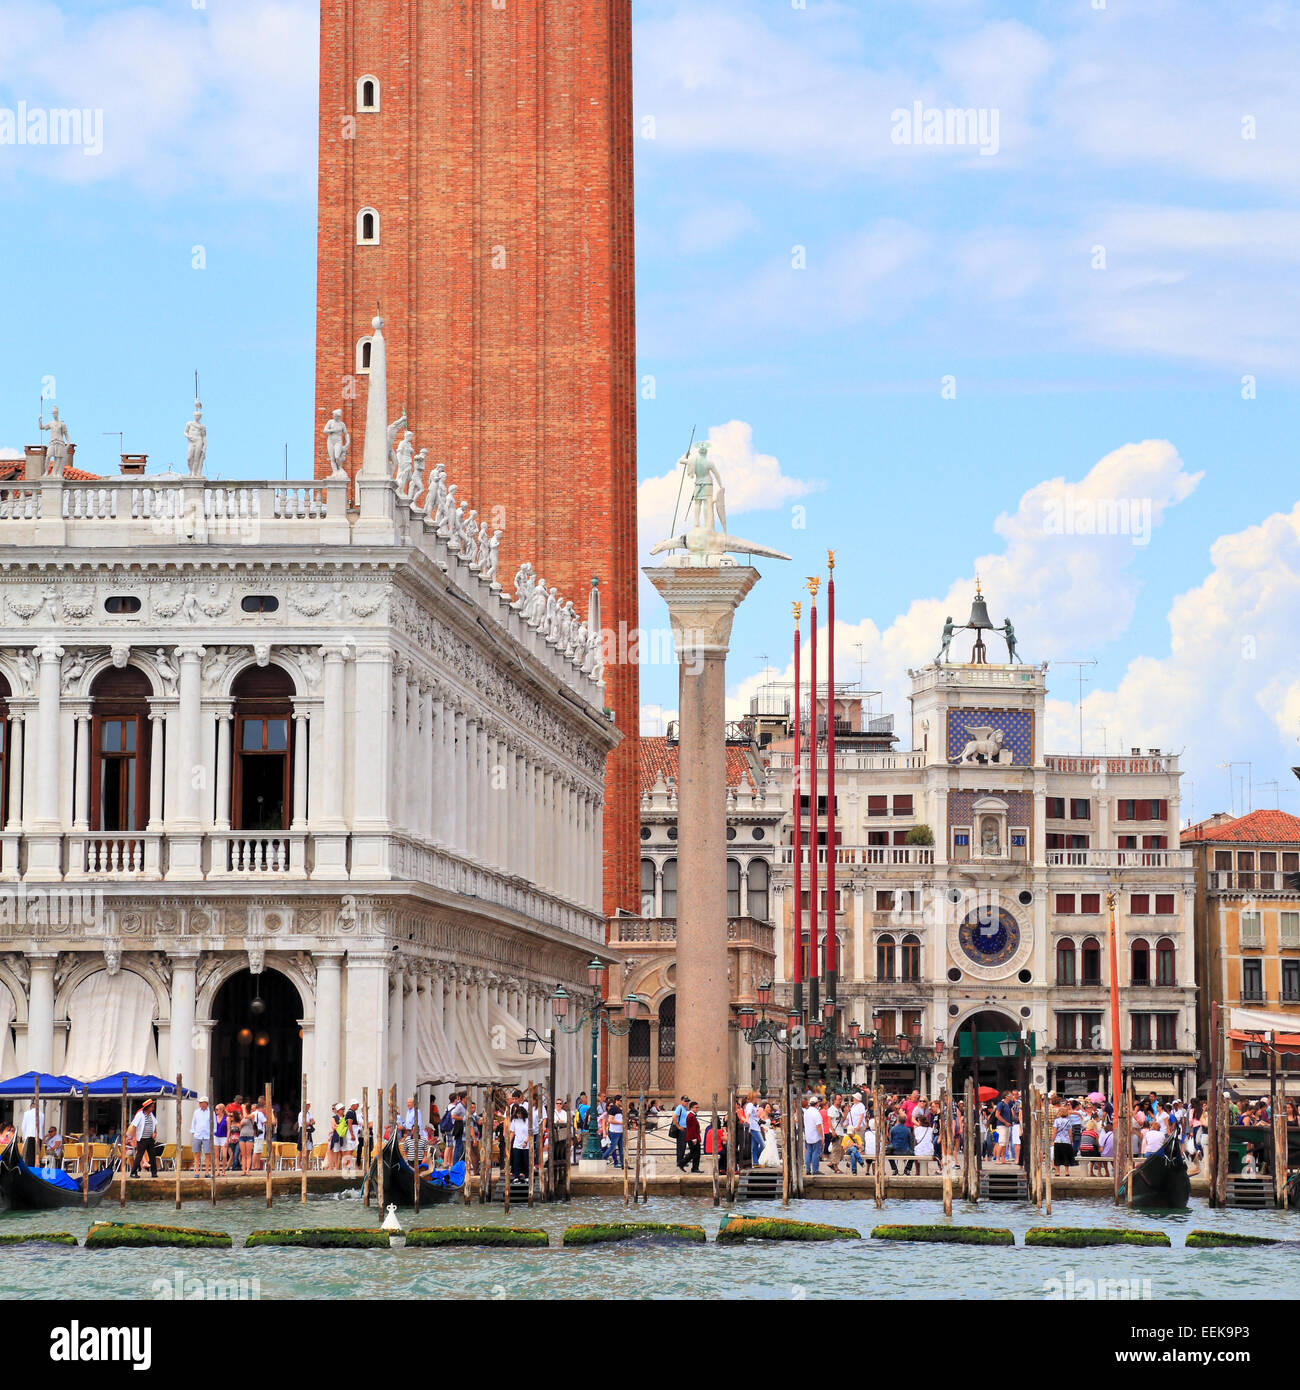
(120, 453, 147, 475)
(24, 446, 45, 481)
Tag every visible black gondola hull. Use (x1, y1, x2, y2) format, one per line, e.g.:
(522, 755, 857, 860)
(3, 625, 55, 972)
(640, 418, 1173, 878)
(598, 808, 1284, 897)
(369, 1140, 463, 1207)
(1122, 1139, 1192, 1209)
(0, 1141, 116, 1211)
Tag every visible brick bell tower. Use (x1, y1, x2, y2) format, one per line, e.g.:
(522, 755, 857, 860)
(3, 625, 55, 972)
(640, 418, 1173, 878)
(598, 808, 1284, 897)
(314, 1, 639, 917)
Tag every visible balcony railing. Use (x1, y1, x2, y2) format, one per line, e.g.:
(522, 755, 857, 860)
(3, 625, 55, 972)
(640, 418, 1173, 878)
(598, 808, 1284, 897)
(1046, 849, 1190, 869)
(608, 915, 774, 951)
(1208, 870, 1297, 893)
(768, 750, 925, 772)
(778, 845, 935, 867)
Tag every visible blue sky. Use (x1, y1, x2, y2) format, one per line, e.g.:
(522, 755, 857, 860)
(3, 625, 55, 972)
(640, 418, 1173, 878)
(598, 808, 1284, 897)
(2, 0, 1299, 820)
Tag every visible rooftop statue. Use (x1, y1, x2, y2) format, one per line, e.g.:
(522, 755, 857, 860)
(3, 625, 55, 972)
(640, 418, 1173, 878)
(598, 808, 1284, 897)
(38, 404, 70, 477)
(184, 402, 207, 477)
(648, 440, 791, 567)
(323, 409, 350, 479)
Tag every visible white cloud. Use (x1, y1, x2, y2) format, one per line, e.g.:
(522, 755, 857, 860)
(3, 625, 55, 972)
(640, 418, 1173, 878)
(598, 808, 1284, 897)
(0, 0, 318, 194)
(1074, 500, 1300, 804)
(725, 439, 1202, 729)
(0, 447, 22, 459)
(637, 419, 820, 552)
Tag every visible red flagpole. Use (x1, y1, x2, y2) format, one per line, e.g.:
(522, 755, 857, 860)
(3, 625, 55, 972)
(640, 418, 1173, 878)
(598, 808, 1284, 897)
(791, 603, 803, 1011)
(807, 577, 821, 1070)
(826, 555, 837, 983)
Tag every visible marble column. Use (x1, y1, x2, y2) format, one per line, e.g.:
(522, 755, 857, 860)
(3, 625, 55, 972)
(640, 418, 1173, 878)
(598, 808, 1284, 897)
(291, 710, 310, 829)
(644, 563, 761, 1107)
(73, 712, 91, 830)
(403, 972, 418, 1100)
(453, 711, 467, 856)
(5, 715, 23, 830)
(33, 641, 63, 825)
(343, 954, 390, 1105)
(26, 954, 57, 1072)
(318, 648, 347, 827)
(388, 966, 405, 1093)
(315, 953, 343, 1113)
(169, 952, 198, 1129)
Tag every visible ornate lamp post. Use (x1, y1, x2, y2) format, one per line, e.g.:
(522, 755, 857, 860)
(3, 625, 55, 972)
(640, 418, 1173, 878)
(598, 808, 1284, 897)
(543, 957, 646, 1162)
(998, 1028, 1031, 1175)
(738, 979, 792, 1098)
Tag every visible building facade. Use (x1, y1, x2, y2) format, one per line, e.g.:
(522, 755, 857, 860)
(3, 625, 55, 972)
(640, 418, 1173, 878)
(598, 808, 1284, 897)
(314, 0, 640, 919)
(0, 448, 616, 1128)
(1183, 809, 1300, 1090)
(762, 613, 1199, 1100)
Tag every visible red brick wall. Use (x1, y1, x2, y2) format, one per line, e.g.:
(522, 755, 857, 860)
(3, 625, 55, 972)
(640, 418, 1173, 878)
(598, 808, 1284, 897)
(315, 0, 639, 916)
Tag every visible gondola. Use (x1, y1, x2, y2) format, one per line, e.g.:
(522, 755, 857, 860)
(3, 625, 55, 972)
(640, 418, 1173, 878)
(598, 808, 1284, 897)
(369, 1137, 465, 1206)
(0, 1139, 118, 1211)
(1120, 1133, 1191, 1209)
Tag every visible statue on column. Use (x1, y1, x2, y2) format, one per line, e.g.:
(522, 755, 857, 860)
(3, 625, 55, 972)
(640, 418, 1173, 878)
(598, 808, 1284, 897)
(511, 561, 535, 610)
(37, 404, 70, 477)
(184, 402, 207, 476)
(393, 431, 415, 496)
(408, 449, 428, 508)
(323, 409, 351, 479)
(648, 438, 791, 566)
(421, 460, 446, 519)
(434, 483, 459, 537)
(936, 616, 954, 663)
(483, 529, 503, 588)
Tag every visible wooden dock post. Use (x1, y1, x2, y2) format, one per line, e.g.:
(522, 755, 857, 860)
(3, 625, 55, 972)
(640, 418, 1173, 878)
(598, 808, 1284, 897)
(81, 1083, 90, 1208)
(208, 1077, 216, 1207)
(502, 1095, 511, 1215)
(781, 1099, 790, 1207)
(636, 1090, 648, 1205)
(375, 1077, 385, 1216)
(726, 1087, 737, 1203)
(361, 1087, 371, 1207)
(870, 1086, 882, 1208)
(963, 1077, 977, 1205)
(940, 1085, 952, 1217)
(526, 1083, 536, 1207)
(412, 1089, 421, 1217)
(174, 1074, 183, 1210)
(709, 1093, 719, 1207)
(264, 1084, 273, 1208)
(120, 1075, 129, 1209)
(1044, 1100, 1053, 1216)
(301, 1073, 309, 1204)
(1274, 1076, 1288, 1209)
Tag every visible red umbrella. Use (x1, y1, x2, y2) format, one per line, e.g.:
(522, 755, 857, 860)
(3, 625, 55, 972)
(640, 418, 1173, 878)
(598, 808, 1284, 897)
(977, 1086, 999, 1103)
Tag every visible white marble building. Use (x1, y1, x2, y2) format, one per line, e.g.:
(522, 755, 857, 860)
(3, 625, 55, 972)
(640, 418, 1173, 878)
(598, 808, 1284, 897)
(0, 380, 617, 1132)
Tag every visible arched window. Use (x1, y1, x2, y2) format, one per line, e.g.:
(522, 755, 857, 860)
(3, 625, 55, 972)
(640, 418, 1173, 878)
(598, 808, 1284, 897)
(901, 933, 921, 982)
(356, 337, 373, 374)
(1131, 938, 1150, 985)
(1056, 937, 1076, 986)
(726, 858, 741, 917)
(1081, 936, 1101, 986)
(748, 859, 770, 922)
(356, 75, 380, 111)
(640, 858, 656, 916)
(1156, 936, 1176, 987)
(660, 858, 677, 919)
(231, 665, 294, 830)
(876, 934, 895, 982)
(356, 207, 380, 245)
(90, 666, 153, 832)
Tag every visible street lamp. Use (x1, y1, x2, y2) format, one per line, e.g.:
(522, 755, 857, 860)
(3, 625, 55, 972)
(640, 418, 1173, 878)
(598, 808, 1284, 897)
(738, 980, 791, 1098)
(997, 1029, 1031, 1175)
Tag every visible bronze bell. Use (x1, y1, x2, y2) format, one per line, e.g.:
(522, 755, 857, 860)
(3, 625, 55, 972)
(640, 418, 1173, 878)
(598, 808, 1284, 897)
(967, 591, 993, 630)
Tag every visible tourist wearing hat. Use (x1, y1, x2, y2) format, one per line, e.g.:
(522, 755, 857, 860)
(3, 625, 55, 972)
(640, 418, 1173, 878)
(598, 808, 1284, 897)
(129, 1098, 161, 1178)
(191, 1096, 214, 1176)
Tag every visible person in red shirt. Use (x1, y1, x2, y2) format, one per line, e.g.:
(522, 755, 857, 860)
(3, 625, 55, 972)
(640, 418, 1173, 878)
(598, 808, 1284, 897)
(683, 1101, 703, 1173)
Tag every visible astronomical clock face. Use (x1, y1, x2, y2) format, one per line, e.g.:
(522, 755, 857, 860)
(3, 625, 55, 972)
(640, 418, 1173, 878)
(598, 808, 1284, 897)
(952, 905, 1030, 980)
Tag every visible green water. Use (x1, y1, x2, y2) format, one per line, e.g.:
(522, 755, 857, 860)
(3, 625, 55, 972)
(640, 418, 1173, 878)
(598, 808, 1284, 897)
(1, 1192, 1294, 1300)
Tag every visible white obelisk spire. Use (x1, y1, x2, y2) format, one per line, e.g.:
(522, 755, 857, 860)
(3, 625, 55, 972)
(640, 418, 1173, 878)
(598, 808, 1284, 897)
(361, 315, 389, 479)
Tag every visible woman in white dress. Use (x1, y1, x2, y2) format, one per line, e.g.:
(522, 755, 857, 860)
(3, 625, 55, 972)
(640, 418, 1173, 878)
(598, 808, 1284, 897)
(758, 1120, 781, 1168)
(913, 1116, 935, 1171)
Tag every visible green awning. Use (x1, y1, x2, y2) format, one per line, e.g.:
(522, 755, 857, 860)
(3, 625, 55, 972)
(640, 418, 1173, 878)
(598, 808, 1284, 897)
(958, 1030, 1037, 1059)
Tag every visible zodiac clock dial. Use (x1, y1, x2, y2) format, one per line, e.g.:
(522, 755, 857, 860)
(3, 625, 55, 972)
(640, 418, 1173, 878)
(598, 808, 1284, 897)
(958, 906, 1021, 968)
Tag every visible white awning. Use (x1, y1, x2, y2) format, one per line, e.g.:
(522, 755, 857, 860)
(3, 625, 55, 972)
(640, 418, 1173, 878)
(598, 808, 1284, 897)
(62, 971, 159, 1080)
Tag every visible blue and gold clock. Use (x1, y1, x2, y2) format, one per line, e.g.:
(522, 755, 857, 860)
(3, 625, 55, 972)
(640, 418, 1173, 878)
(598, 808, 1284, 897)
(958, 906, 1021, 968)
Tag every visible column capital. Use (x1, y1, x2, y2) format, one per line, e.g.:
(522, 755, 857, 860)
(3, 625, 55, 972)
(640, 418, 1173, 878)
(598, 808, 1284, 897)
(34, 639, 64, 664)
(175, 643, 207, 662)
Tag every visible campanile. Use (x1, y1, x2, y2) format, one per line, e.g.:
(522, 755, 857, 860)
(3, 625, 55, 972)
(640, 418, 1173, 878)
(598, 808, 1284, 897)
(315, 1, 639, 915)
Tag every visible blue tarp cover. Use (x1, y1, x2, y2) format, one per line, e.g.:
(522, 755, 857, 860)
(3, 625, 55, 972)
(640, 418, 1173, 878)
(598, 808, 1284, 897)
(30, 1165, 79, 1191)
(80, 1072, 198, 1098)
(0, 1071, 81, 1098)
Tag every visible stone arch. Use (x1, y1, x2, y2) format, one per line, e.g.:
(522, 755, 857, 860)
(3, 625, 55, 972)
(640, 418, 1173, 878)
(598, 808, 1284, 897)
(0, 962, 29, 1026)
(195, 954, 316, 1029)
(55, 955, 170, 1024)
(216, 653, 309, 702)
(73, 649, 167, 700)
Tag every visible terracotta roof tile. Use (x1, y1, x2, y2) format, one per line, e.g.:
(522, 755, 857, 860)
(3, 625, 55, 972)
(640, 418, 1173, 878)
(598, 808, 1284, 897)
(1181, 809, 1300, 845)
(640, 735, 755, 796)
(0, 460, 102, 482)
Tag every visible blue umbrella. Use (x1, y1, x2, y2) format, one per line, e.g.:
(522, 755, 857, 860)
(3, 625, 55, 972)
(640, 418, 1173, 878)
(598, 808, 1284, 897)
(0, 1071, 81, 1098)
(81, 1072, 198, 1098)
